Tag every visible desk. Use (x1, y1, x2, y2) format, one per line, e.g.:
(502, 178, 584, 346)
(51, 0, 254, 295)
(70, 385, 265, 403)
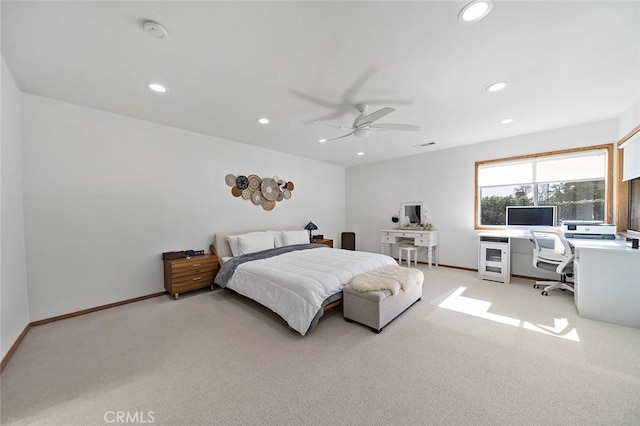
(477, 230, 640, 328)
(571, 239, 640, 328)
(381, 229, 439, 269)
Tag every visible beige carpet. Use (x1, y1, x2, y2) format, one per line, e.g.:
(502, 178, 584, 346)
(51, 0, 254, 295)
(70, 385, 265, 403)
(2, 266, 640, 425)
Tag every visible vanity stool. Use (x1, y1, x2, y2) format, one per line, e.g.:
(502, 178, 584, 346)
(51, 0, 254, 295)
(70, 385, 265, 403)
(398, 242, 418, 267)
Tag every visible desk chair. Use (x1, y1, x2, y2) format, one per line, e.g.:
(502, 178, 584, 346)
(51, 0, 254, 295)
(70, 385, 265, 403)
(530, 230, 575, 296)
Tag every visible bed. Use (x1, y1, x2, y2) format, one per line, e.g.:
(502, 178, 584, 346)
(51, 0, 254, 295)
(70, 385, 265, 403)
(212, 229, 398, 335)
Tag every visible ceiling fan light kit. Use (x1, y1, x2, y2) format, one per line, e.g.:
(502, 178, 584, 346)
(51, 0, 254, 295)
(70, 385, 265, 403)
(319, 105, 420, 142)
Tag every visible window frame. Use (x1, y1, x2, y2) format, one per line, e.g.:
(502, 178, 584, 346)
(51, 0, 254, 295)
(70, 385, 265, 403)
(475, 144, 614, 230)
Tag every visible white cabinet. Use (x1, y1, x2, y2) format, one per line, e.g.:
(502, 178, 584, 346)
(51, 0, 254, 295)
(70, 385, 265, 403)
(622, 131, 640, 181)
(478, 237, 511, 283)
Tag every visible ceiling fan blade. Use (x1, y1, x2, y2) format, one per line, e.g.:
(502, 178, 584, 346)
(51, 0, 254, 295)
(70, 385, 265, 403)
(341, 68, 376, 103)
(314, 121, 348, 130)
(354, 107, 395, 127)
(291, 89, 342, 110)
(370, 123, 420, 132)
(358, 98, 413, 107)
(324, 131, 355, 142)
(304, 108, 353, 124)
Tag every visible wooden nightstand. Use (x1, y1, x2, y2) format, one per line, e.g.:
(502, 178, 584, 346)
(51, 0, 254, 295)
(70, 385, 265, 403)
(163, 254, 219, 299)
(312, 239, 333, 248)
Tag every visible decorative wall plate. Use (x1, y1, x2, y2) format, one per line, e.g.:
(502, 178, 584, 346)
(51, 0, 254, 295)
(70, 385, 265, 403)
(261, 199, 276, 211)
(286, 181, 295, 191)
(283, 189, 291, 199)
(225, 174, 236, 187)
(248, 175, 261, 191)
(261, 178, 279, 201)
(241, 188, 252, 199)
(251, 190, 264, 205)
(236, 175, 249, 190)
(231, 186, 242, 197)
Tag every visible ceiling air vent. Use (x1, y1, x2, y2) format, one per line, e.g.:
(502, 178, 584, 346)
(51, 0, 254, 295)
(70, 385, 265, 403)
(414, 142, 436, 148)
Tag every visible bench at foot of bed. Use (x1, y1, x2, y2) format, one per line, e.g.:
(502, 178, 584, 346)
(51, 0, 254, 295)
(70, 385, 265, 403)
(342, 282, 422, 333)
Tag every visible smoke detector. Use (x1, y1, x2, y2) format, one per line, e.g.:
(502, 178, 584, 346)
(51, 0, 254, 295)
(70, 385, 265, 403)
(143, 20, 168, 39)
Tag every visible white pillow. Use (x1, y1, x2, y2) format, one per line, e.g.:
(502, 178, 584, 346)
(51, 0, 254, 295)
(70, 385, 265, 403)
(237, 232, 275, 256)
(274, 231, 284, 248)
(282, 230, 309, 246)
(227, 231, 274, 257)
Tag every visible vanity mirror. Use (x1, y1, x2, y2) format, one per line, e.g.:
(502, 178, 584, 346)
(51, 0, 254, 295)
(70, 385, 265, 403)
(400, 202, 423, 227)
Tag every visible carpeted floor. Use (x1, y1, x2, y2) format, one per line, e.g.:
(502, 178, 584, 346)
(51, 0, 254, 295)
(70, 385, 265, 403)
(2, 266, 640, 425)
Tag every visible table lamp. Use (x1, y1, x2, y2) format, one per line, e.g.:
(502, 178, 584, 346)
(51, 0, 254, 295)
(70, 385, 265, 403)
(304, 221, 318, 242)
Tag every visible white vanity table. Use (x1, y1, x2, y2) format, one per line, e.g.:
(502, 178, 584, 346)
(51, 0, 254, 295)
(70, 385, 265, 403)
(381, 229, 439, 269)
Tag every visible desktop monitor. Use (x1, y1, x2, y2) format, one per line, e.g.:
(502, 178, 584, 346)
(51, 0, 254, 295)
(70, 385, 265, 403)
(506, 205, 557, 228)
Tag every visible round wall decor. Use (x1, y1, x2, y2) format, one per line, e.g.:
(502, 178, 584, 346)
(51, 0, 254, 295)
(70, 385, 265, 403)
(261, 178, 279, 201)
(261, 199, 276, 211)
(236, 175, 249, 190)
(251, 190, 264, 205)
(225, 173, 295, 211)
(248, 174, 261, 191)
(225, 174, 236, 187)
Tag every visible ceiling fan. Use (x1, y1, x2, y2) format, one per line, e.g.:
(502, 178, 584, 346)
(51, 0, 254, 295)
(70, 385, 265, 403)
(292, 68, 413, 123)
(319, 105, 420, 142)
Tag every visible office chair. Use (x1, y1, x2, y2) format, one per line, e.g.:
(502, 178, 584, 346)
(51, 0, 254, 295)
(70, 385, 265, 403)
(530, 230, 575, 296)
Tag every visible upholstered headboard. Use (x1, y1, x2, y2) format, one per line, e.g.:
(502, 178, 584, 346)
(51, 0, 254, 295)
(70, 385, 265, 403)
(211, 228, 304, 264)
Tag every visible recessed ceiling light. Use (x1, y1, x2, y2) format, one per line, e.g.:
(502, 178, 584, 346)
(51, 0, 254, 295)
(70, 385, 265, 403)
(318, 139, 327, 143)
(258, 118, 270, 124)
(147, 82, 167, 93)
(458, 0, 493, 23)
(356, 152, 364, 156)
(500, 118, 514, 124)
(486, 81, 509, 92)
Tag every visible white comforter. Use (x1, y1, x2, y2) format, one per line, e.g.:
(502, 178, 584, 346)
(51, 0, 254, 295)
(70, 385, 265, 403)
(226, 247, 398, 335)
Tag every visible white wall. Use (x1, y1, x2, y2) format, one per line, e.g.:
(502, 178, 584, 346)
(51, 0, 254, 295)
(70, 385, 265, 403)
(1, 57, 30, 359)
(21, 94, 345, 321)
(618, 95, 640, 138)
(346, 119, 619, 276)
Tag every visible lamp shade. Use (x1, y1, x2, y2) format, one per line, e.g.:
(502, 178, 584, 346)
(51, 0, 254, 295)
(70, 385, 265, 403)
(304, 221, 318, 231)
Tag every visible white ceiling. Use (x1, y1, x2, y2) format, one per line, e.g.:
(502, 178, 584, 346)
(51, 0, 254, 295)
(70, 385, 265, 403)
(2, 1, 639, 167)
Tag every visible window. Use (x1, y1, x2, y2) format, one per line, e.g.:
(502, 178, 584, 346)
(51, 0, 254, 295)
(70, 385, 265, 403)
(475, 145, 613, 228)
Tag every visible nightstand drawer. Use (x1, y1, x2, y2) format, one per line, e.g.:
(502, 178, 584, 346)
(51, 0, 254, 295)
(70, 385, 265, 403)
(172, 271, 217, 286)
(171, 275, 215, 293)
(171, 264, 218, 279)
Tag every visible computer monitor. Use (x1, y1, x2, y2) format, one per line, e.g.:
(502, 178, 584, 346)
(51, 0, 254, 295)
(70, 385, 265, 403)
(506, 205, 557, 228)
